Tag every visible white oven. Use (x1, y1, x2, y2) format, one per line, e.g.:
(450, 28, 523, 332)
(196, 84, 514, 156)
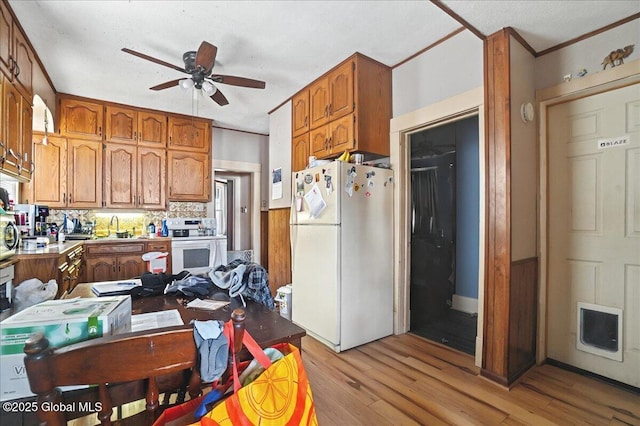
(167, 217, 227, 275)
(171, 237, 227, 275)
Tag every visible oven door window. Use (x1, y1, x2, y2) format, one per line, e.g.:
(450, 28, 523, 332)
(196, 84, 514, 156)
(182, 247, 212, 269)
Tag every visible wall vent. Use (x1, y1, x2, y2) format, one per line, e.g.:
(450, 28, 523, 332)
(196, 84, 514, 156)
(576, 302, 623, 362)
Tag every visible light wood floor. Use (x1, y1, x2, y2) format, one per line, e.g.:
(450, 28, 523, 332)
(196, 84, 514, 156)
(302, 333, 640, 425)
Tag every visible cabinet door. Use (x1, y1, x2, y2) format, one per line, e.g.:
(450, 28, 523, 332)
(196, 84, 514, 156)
(308, 78, 329, 130)
(292, 90, 309, 137)
(0, 2, 12, 79)
(117, 254, 145, 280)
(329, 114, 354, 155)
(138, 111, 167, 147)
(31, 134, 67, 207)
(2, 80, 20, 175)
(328, 60, 353, 121)
(168, 116, 210, 152)
(138, 147, 166, 210)
(67, 139, 102, 208)
(59, 97, 104, 140)
(167, 151, 210, 201)
(105, 105, 137, 144)
(20, 94, 32, 179)
(86, 257, 117, 282)
(292, 133, 309, 173)
(104, 143, 137, 208)
(12, 26, 32, 98)
(309, 125, 331, 158)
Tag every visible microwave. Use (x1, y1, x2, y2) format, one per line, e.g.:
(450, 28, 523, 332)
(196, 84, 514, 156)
(0, 214, 19, 260)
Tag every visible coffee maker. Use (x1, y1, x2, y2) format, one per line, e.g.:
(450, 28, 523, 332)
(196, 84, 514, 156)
(13, 204, 49, 236)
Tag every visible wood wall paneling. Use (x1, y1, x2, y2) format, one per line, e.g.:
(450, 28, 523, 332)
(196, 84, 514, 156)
(260, 211, 269, 269)
(508, 257, 538, 381)
(482, 29, 512, 385)
(267, 208, 291, 296)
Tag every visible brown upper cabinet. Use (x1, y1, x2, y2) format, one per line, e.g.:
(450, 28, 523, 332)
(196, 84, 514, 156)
(308, 60, 354, 130)
(292, 53, 391, 161)
(0, 2, 33, 99)
(105, 105, 167, 147)
(167, 150, 210, 202)
(103, 143, 166, 210)
(26, 135, 103, 209)
(1, 76, 32, 179)
(291, 133, 309, 173)
(58, 96, 104, 140)
(292, 90, 309, 137)
(138, 110, 167, 147)
(167, 115, 210, 153)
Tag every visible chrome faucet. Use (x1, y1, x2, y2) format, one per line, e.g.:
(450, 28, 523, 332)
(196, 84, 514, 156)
(110, 215, 120, 233)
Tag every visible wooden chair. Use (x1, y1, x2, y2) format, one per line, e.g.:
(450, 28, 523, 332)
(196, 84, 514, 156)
(23, 308, 246, 425)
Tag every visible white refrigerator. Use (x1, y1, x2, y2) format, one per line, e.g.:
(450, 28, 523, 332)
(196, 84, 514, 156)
(290, 160, 393, 352)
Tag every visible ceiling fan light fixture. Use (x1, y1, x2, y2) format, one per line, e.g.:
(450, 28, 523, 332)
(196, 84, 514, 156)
(179, 78, 194, 90)
(202, 80, 217, 96)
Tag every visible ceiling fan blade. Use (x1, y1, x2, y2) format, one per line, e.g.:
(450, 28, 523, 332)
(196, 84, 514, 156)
(122, 48, 187, 73)
(150, 79, 182, 91)
(211, 74, 266, 89)
(195, 41, 217, 75)
(210, 89, 229, 106)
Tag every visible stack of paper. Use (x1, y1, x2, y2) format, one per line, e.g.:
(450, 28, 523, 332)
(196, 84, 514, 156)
(91, 279, 142, 296)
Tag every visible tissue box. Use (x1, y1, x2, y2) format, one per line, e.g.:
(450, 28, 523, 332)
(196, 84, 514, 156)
(0, 296, 131, 401)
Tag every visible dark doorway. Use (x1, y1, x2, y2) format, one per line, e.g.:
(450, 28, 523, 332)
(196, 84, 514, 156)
(409, 115, 479, 355)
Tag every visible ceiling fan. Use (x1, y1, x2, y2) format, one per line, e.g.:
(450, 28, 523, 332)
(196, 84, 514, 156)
(121, 41, 266, 106)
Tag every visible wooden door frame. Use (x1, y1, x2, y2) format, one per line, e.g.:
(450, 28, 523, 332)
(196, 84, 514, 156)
(536, 60, 640, 363)
(390, 86, 486, 367)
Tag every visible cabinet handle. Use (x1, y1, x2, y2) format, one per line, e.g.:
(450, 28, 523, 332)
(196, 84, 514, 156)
(63, 192, 66, 203)
(329, 103, 333, 115)
(98, 126, 102, 137)
(14, 63, 20, 77)
(304, 116, 308, 127)
(69, 194, 73, 204)
(328, 136, 332, 149)
(325, 105, 329, 117)
(8, 57, 13, 73)
(138, 195, 141, 205)
(134, 131, 137, 141)
(30, 160, 35, 173)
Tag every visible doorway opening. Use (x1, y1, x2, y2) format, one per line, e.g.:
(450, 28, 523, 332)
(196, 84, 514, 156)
(409, 115, 480, 355)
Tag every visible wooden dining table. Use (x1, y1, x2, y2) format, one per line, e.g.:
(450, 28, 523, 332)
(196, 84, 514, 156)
(1, 282, 306, 425)
(68, 282, 306, 350)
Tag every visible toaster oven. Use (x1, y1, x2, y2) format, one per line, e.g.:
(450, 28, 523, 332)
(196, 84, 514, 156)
(0, 214, 19, 260)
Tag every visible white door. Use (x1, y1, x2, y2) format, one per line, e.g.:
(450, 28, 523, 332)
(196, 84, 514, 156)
(547, 83, 640, 387)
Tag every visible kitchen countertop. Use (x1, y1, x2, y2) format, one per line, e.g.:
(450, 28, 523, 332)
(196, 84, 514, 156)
(14, 240, 84, 258)
(14, 236, 174, 258)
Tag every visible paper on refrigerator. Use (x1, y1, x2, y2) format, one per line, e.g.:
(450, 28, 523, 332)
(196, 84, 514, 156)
(303, 183, 327, 218)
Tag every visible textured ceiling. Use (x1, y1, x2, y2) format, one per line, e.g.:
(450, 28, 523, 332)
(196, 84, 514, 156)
(8, 1, 640, 134)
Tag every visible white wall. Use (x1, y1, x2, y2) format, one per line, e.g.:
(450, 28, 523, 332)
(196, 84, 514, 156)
(510, 37, 538, 261)
(212, 127, 269, 210)
(268, 101, 292, 209)
(535, 19, 639, 90)
(392, 30, 483, 118)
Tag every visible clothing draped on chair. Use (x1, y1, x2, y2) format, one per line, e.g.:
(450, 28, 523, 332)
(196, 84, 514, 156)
(211, 260, 275, 310)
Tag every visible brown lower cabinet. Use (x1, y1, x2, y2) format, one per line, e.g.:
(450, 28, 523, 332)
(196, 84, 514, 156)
(84, 239, 171, 282)
(14, 242, 85, 299)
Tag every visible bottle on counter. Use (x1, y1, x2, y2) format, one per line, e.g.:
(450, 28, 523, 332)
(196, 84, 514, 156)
(161, 219, 168, 237)
(148, 222, 156, 237)
(58, 228, 65, 244)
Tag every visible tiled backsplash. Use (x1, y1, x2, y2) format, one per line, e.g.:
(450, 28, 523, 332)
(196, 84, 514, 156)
(49, 202, 208, 236)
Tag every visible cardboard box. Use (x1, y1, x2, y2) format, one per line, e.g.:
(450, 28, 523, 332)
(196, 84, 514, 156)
(0, 296, 132, 401)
